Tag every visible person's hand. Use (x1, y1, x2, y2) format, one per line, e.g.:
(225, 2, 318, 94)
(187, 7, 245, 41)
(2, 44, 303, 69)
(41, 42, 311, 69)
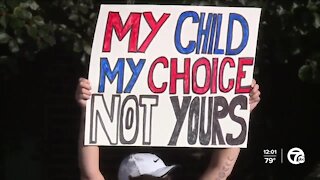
(75, 77, 92, 109)
(249, 79, 261, 112)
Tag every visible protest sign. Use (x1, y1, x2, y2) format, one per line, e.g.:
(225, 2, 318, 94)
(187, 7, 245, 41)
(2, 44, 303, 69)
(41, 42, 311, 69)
(85, 4, 261, 147)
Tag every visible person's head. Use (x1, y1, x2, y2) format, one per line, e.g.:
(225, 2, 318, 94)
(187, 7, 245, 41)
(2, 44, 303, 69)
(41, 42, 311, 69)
(118, 153, 177, 180)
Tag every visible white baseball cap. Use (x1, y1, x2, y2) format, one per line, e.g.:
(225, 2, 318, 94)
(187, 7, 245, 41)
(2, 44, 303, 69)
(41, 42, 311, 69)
(118, 153, 177, 180)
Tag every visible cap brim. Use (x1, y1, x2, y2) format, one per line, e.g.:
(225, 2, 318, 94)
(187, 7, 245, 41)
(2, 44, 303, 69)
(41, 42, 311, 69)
(147, 165, 177, 177)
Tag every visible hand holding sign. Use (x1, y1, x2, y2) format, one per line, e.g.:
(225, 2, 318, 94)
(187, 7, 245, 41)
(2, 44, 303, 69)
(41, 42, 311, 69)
(75, 78, 92, 109)
(249, 79, 261, 112)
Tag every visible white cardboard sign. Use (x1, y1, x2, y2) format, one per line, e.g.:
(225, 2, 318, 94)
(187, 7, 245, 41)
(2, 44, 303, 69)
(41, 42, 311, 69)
(85, 4, 261, 148)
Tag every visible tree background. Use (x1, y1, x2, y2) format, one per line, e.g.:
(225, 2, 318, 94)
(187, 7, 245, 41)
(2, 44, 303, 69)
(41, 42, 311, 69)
(1, 0, 320, 179)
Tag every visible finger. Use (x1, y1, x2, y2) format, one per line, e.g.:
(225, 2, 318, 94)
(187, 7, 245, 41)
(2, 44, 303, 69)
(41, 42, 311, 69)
(81, 88, 92, 96)
(249, 88, 260, 97)
(79, 77, 91, 85)
(79, 77, 90, 85)
(79, 80, 91, 90)
(249, 94, 260, 101)
(79, 77, 88, 83)
(81, 93, 91, 100)
(250, 97, 261, 104)
(251, 79, 256, 87)
(250, 84, 259, 95)
(251, 89, 261, 97)
(249, 92, 261, 101)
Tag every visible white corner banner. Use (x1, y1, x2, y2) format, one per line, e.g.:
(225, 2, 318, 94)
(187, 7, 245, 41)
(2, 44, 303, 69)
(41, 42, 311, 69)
(85, 4, 261, 148)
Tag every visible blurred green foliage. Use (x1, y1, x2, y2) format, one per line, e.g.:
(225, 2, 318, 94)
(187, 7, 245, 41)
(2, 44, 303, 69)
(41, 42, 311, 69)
(0, 0, 319, 82)
(0, 0, 56, 59)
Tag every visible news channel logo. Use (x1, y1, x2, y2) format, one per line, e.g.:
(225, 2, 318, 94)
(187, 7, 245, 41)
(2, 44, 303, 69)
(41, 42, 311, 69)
(287, 147, 305, 165)
(263, 147, 305, 165)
